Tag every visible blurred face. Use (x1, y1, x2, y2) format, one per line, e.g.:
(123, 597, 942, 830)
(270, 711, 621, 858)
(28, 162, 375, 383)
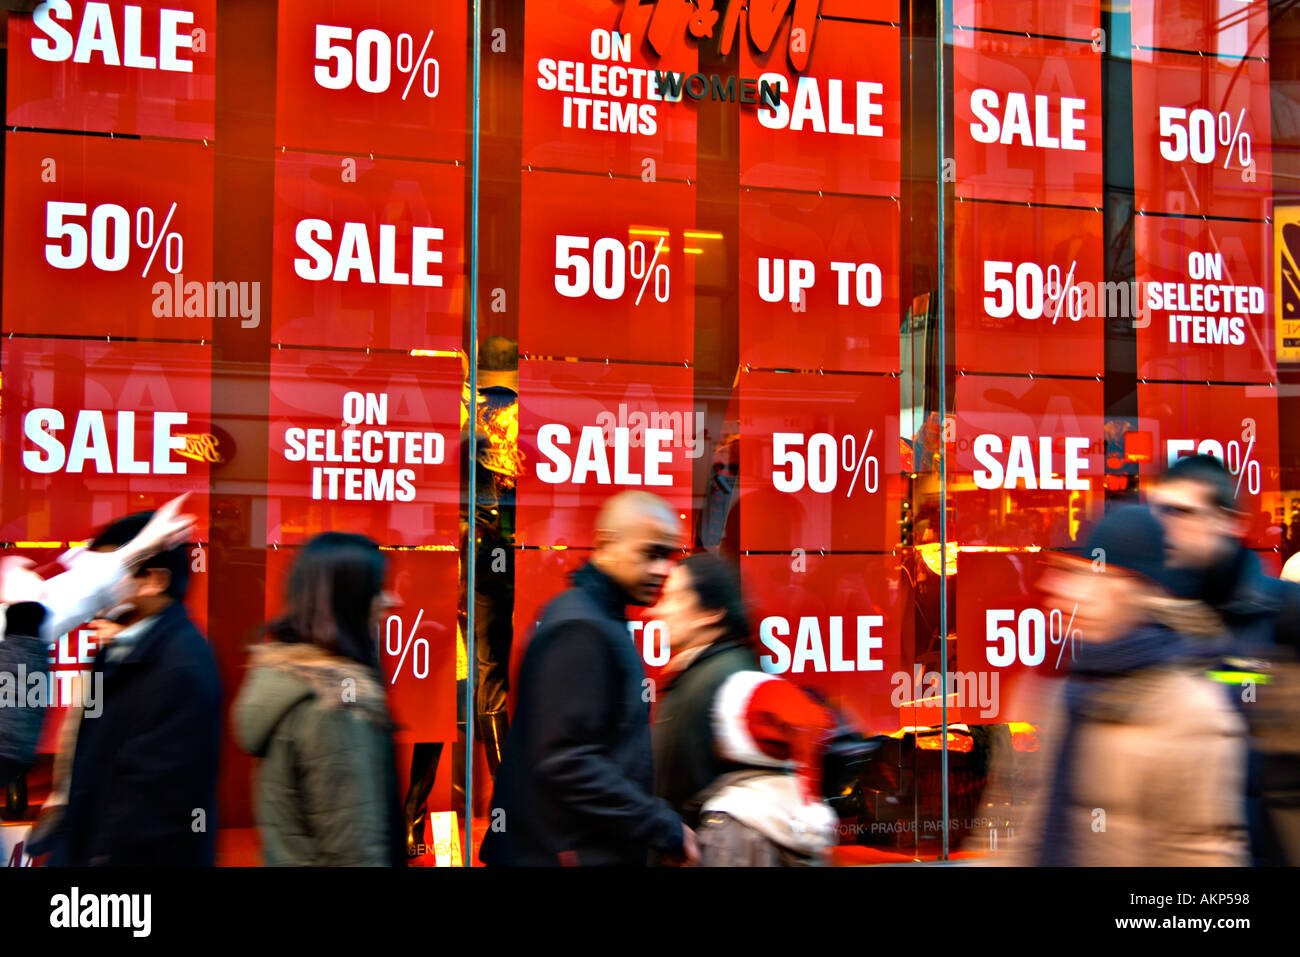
(1039, 558, 1149, 644)
(594, 512, 681, 605)
(648, 565, 723, 655)
(91, 545, 172, 624)
(1149, 479, 1242, 569)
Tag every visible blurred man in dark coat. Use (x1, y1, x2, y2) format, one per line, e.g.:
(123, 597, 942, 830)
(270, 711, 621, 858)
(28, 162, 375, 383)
(480, 491, 694, 867)
(52, 510, 221, 866)
(1151, 454, 1300, 865)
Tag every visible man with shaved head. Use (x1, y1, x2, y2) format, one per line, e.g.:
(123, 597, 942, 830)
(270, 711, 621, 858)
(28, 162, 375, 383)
(480, 491, 697, 866)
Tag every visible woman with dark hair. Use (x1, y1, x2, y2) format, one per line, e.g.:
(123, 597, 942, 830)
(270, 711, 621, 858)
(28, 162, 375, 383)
(233, 533, 405, 866)
(648, 552, 837, 866)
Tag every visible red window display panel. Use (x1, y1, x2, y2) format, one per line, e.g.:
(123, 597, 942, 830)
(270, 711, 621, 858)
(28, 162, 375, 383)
(740, 553, 903, 738)
(740, 189, 899, 373)
(1, 338, 212, 543)
(739, 19, 900, 198)
(950, 375, 1105, 549)
(523, 0, 697, 182)
(266, 349, 461, 547)
(954, 201, 1104, 377)
(275, 1, 466, 161)
(1131, 0, 1269, 58)
(3, 132, 214, 339)
(738, 370, 901, 553)
(954, 551, 1076, 727)
(1135, 216, 1273, 383)
(1131, 50, 1270, 220)
(271, 151, 464, 352)
(954, 32, 1102, 208)
(1136, 381, 1279, 548)
(518, 170, 695, 363)
(953, 0, 1099, 38)
(515, 359, 694, 548)
(265, 546, 457, 743)
(6, 0, 216, 140)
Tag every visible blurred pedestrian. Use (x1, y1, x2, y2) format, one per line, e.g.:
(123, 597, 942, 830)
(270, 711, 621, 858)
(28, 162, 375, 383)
(1009, 505, 1248, 866)
(480, 491, 695, 866)
(234, 532, 404, 866)
(649, 552, 837, 865)
(1150, 454, 1300, 865)
(0, 497, 194, 794)
(47, 499, 220, 866)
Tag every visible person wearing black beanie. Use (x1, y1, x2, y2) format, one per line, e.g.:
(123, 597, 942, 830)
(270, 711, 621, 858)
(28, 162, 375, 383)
(1000, 504, 1249, 866)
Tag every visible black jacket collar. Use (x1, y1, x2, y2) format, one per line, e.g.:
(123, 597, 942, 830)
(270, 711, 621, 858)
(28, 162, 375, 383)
(1205, 545, 1276, 616)
(571, 563, 631, 623)
(98, 602, 188, 676)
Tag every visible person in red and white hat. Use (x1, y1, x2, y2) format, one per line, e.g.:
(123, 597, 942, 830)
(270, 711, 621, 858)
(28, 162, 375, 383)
(649, 552, 837, 865)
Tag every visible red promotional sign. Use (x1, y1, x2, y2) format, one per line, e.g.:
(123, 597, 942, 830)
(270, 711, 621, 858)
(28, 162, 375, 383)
(265, 547, 457, 743)
(954, 32, 1102, 207)
(1131, 0, 1270, 58)
(3, 132, 214, 339)
(1136, 381, 1279, 547)
(740, 189, 899, 373)
(1, 338, 212, 542)
(518, 170, 695, 363)
(954, 202, 1104, 377)
(270, 151, 465, 352)
(275, 0, 466, 161)
(523, 0, 697, 181)
(6, 0, 216, 139)
(739, 19, 900, 198)
(953, 0, 1099, 38)
(739, 370, 900, 552)
(950, 375, 1104, 548)
(515, 359, 694, 548)
(954, 551, 1077, 727)
(1131, 50, 1271, 220)
(266, 348, 461, 547)
(1135, 216, 1273, 383)
(740, 554, 903, 738)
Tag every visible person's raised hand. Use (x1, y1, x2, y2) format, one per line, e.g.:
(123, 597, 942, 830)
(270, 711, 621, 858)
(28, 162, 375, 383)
(0, 556, 43, 605)
(119, 493, 197, 567)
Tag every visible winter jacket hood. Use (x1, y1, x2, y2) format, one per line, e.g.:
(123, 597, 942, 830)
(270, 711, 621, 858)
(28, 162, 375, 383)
(234, 642, 389, 758)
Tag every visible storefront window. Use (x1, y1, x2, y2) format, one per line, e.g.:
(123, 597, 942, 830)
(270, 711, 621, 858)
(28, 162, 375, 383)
(1, 0, 1296, 867)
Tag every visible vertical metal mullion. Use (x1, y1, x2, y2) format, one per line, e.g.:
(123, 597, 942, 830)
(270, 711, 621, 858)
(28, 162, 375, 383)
(935, 0, 950, 864)
(464, 0, 483, 866)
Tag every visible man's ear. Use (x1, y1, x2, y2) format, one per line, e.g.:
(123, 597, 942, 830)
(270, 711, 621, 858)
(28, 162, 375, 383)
(137, 567, 172, 598)
(1225, 508, 1252, 540)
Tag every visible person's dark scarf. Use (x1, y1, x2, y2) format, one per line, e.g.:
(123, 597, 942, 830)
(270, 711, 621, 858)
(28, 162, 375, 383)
(1035, 624, 1189, 866)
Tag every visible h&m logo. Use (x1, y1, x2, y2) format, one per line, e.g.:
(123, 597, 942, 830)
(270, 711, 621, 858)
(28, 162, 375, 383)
(620, 0, 823, 72)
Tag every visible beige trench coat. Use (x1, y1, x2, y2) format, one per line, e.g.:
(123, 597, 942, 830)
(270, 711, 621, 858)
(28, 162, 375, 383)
(991, 665, 1249, 866)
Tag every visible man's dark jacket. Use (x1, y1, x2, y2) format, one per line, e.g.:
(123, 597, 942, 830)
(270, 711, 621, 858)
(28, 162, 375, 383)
(1183, 545, 1300, 866)
(479, 563, 683, 866)
(652, 638, 757, 828)
(53, 601, 221, 866)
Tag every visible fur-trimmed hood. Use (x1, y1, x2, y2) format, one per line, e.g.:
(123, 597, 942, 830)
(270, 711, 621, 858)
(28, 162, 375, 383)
(233, 641, 390, 758)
